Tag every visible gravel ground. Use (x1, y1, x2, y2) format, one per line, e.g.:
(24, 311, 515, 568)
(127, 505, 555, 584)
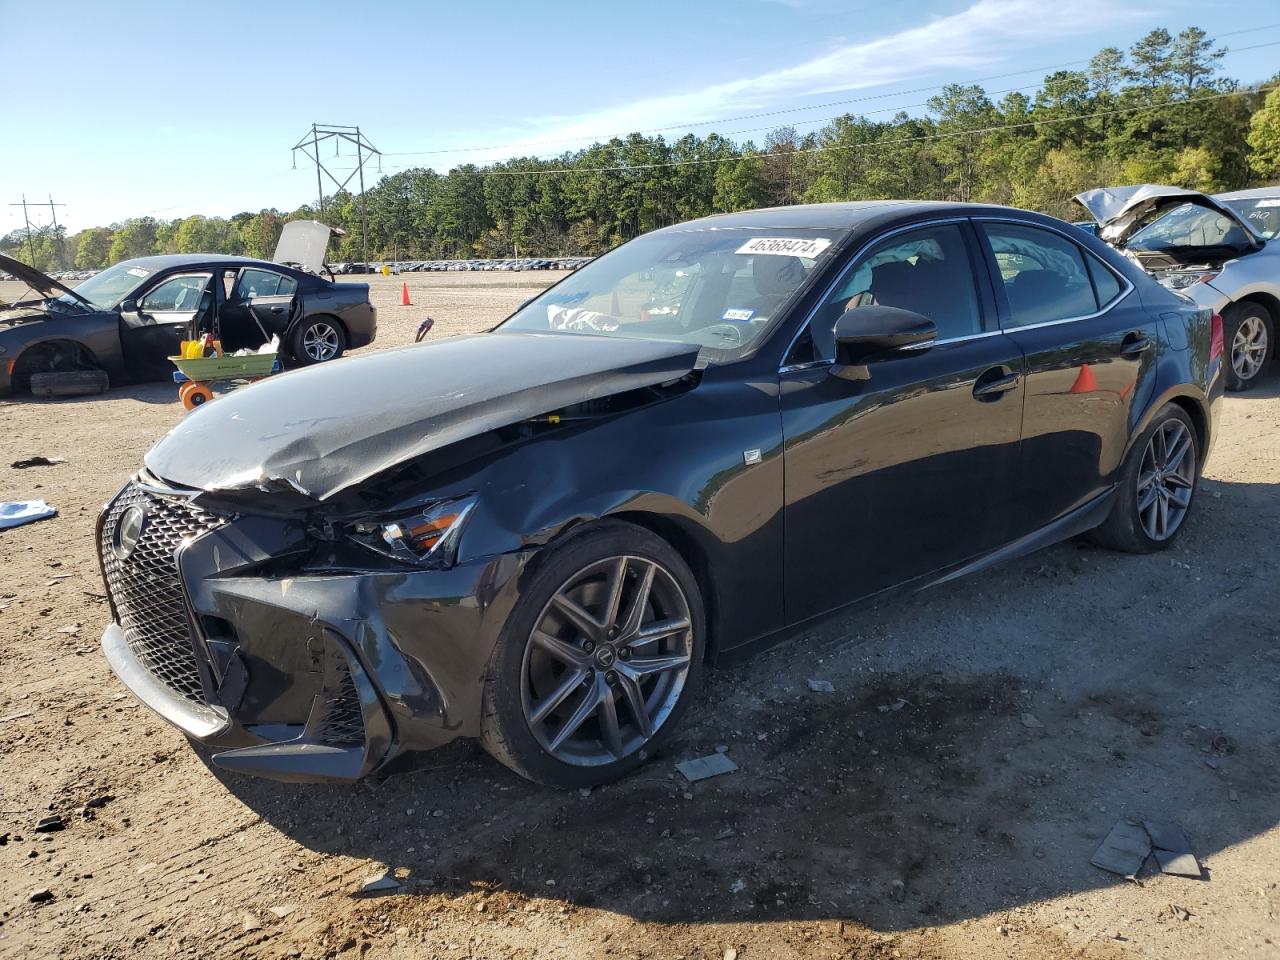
(0, 273, 1277, 959)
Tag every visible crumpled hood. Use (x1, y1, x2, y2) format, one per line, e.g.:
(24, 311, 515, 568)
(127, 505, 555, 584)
(145, 332, 700, 501)
(0, 253, 91, 308)
(1073, 184, 1252, 246)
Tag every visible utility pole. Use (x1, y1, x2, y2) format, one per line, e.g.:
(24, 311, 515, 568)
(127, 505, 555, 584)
(291, 124, 381, 267)
(7, 194, 66, 265)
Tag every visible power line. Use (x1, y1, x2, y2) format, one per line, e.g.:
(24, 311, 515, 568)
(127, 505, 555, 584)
(452, 82, 1277, 179)
(383, 28, 1280, 160)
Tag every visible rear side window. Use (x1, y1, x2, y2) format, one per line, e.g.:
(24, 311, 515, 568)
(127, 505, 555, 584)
(1085, 253, 1122, 307)
(235, 269, 296, 299)
(981, 223, 1099, 327)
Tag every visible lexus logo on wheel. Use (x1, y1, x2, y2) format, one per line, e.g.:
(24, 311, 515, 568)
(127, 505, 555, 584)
(114, 505, 147, 560)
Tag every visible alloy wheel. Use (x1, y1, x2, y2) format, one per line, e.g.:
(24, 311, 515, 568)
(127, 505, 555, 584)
(1136, 418, 1196, 542)
(302, 322, 341, 362)
(521, 555, 693, 767)
(1231, 315, 1268, 382)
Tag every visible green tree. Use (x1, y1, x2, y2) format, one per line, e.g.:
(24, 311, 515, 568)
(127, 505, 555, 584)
(75, 227, 114, 269)
(1247, 86, 1280, 179)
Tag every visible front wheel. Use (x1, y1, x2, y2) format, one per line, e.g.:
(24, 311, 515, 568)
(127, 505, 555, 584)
(289, 318, 347, 366)
(480, 522, 705, 787)
(1090, 404, 1198, 553)
(1224, 302, 1273, 392)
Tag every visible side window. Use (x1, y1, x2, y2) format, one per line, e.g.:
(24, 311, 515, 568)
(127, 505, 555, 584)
(140, 274, 211, 312)
(235, 268, 284, 299)
(277, 274, 297, 296)
(804, 223, 982, 360)
(980, 223, 1099, 327)
(1085, 252, 1122, 307)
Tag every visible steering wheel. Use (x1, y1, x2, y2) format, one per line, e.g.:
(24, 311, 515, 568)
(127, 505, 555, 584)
(705, 323, 744, 346)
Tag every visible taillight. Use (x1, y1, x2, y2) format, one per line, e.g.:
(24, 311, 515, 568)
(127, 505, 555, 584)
(1210, 313, 1224, 362)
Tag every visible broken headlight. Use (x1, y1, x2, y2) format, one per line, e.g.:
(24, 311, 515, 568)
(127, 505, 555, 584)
(345, 495, 477, 567)
(1159, 271, 1218, 291)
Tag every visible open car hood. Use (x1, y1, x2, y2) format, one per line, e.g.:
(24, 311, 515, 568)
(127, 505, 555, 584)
(1073, 184, 1253, 246)
(273, 220, 339, 275)
(0, 253, 91, 308)
(145, 332, 700, 502)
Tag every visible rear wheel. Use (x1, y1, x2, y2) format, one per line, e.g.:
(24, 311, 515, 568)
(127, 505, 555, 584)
(289, 317, 346, 365)
(1223, 302, 1273, 391)
(1090, 404, 1198, 553)
(480, 522, 705, 787)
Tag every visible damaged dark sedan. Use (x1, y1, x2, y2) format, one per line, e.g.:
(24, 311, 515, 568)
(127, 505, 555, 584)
(99, 202, 1223, 788)
(1, 224, 375, 395)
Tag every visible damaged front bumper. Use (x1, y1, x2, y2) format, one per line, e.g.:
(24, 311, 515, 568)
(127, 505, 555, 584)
(97, 475, 532, 783)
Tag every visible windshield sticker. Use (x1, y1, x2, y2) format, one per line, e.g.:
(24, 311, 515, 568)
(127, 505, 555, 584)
(126, 267, 150, 278)
(737, 237, 831, 258)
(722, 308, 755, 322)
(1255, 199, 1280, 207)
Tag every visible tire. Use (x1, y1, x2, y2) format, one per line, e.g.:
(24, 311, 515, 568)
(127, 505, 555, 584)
(288, 317, 347, 366)
(1223, 301, 1273, 392)
(480, 521, 705, 788)
(1090, 404, 1199, 553)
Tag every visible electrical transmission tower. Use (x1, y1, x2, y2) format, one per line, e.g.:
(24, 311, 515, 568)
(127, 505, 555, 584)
(7, 194, 66, 264)
(291, 124, 382, 267)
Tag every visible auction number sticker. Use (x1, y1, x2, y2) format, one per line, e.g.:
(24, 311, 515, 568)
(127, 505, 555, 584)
(126, 267, 151, 277)
(722, 308, 756, 322)
(737, 237, 831, 258)
(1256, 199, 1280, 207)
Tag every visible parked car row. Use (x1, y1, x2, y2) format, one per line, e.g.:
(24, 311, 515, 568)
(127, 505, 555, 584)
(332, 257, 593, 274)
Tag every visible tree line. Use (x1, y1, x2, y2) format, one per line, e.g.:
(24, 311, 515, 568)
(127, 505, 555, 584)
(6, 27, 1280, 273)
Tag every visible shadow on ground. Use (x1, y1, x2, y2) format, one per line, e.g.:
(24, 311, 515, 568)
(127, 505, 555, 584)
(208, 479, 1280, 933)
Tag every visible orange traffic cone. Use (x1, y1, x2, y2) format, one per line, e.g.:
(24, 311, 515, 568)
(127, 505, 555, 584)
(401, 282, 412, 306)
(1070, 363, 1097, 394)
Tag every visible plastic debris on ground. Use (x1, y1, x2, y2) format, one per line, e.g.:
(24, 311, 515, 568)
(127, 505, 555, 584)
(1091, 818, 1202, 879)
(0, 500, 57, 530)
(1090, 820, 1151, 877)
(806, 678, 835, 693)
(676, 752, 738, 783)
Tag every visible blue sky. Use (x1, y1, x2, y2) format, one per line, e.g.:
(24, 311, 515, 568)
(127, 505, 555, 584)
(3, 0, 1278, 233)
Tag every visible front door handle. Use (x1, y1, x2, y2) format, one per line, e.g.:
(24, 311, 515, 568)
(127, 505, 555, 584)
(1121, 332, 1151, 356)
(973, 366, 1021, 400)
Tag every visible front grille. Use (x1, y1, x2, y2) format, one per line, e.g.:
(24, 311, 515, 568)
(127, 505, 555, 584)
(100, 481, 226, 704)
(320, 662, 365, 745)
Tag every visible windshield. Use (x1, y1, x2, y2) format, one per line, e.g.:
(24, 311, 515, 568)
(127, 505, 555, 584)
(1127, 202, 1253, 253)
(496, 227, 840, 361)
(59, 261, 153, 310)
(1219, 197, 1280, 240)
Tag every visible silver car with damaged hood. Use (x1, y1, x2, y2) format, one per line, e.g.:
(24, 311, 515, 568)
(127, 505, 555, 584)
(1076, 184, 1280, 390)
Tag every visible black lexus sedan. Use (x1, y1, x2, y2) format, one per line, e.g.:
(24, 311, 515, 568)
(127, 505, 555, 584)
(97, 201, 1223, 788)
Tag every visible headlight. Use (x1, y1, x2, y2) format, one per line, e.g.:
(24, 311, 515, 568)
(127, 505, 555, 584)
(1159, 271, 1218, 291)
(346, 495, 477, 567)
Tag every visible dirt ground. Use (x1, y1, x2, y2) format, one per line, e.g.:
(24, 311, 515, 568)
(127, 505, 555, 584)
(1, 273, 1277, 960)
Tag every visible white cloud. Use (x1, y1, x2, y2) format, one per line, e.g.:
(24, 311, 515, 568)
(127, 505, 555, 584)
(441, 0, 1142, 161)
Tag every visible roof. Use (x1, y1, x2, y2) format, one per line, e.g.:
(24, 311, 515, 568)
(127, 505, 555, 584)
(1214, 186, 1280, 200)
(116, 253, 294, 271)
(664, 200, 1045, 232)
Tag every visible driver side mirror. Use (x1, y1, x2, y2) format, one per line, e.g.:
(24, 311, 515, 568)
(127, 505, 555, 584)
(119, 298, 139, 314)
(831, 305, 936, 379)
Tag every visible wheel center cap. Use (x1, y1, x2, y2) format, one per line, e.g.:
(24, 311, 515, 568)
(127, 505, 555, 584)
(594, 645, 617, 668)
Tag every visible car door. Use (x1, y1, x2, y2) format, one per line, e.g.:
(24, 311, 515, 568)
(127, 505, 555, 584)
(219, 267, 298, 351)
(119, 272, 213, 381)
(779, 220, 1025, 624)
(973, 219, 1159, 537)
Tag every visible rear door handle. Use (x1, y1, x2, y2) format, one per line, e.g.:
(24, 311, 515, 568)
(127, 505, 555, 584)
(973, 366, 1021, 400)
(1121, 332, 1151, 356)
(269, 306, 285, 314)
